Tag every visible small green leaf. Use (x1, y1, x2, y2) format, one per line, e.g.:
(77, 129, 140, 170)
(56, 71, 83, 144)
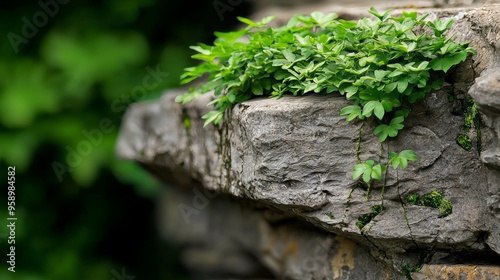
(362, 101, 385, 120)
(389, 150, 418, 169)
(340, 105, 363, 121)
(429, 52, 468, 73)
(373, 102, 385, 120)
(202, 110, 223, 127)
(417, 61, 429, 70)
(373, 117, 404, 142)
(374, 70, 390, 81)
(345, 86, 358, 98)
(397, 79, 409, 93)
(251, 82, 263, 95)
(214, 29, 246, 43)
(282, 49, 296, 62)
(390, 116, 405, 129)
(257, 16, 276, 25)
(190, 45, 211, 55)
(385, 82, 398, 93)
(368, 7, 391, 20)
(237, 16, 258, 27)
(304, 82, 318, 93)
(399, 150, 418, 161)
(353, 160, 375, 183)
(371, 164, 383, 180)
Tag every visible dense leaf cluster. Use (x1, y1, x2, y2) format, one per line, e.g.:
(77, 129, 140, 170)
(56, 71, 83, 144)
(177, 7, 475, 129)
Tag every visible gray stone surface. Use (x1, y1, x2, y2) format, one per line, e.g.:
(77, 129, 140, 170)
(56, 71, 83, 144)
(469, 67, 500, 255)
(116, 4, 500, 279)
(157, 186, 398, 279)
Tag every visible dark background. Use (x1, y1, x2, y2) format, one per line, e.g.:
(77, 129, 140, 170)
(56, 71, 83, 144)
(0, 0, 250, 279)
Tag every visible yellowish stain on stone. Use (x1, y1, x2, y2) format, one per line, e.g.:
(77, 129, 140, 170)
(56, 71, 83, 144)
(331, 236, 356, 279)
(260, 225, 300, 261)
(283, 239, 300, 260)
(419, 264, 500, 280)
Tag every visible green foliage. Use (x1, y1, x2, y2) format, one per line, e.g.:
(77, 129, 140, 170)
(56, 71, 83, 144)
(353, 160, 384, 183)
(456, 134, 472, 151)
(356, 204, 384, 229)
(405, 193, 422, 206)
(177, 8, 475, 130)
(463, 98, 478, 131)
(456, 98, 480, 152)
(373, 116, 405, 142)
(389, 150, 419, 169)
(401, 262, 421, 280)
(404, 190, 452, 217)
(182, 116, 192, 130)
(422, 189, 453, 216)
(400, 251, 433, 280)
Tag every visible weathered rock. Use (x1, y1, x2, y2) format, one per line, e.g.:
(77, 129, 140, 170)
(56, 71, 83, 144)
(117, 4, 500, 279)
(157, 186, 398, 279)
(469, 67, 500, 255)
(411, 264, 500, 279)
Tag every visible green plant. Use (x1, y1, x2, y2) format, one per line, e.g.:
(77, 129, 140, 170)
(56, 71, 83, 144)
(356, 204, 384, 229)
(177, 8, 474, 127)
(400, 251, 434, 280)
(401, 262, 421, 280)
(422, 189, 453, 216)
(404, 190, 452, 217)
(455, 98, 480, 152)
(405, 193, 422, 206)
(177, 8, 475, 190)
(456, 134, 472, 151)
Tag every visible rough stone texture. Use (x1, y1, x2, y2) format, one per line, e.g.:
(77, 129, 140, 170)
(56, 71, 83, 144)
(157, 186, 397, 279)
(117, 4, 500, 280)
(469, 68, 500, 255)
(412, 264, 500, 279)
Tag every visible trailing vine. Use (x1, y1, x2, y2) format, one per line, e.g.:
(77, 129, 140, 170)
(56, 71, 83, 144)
(176, 7, 474, 231)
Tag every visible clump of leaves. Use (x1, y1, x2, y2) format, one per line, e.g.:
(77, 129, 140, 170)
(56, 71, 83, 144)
(356, 204, 383, 229)
(422, 189, 452, 216)
(404, 190, 452, 217)
(456, 134, 472, 151)
(463, 98, 479, 131)
(401, 262, 421, 280)
(353, 149, 418, 198)
(405, 193, 422, 206)
(400, 251, 433, 280)
(177, 7, 475, 128)
(456, 98, 480, 152)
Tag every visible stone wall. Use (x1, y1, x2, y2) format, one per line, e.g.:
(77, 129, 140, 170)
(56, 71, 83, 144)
(117, 2, 500, 279)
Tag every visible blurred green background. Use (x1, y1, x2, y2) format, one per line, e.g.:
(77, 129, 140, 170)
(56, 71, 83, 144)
(0, 0, 249, 279)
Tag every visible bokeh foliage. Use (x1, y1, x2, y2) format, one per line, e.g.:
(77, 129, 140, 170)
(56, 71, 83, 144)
(0, 0, 248, 279)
